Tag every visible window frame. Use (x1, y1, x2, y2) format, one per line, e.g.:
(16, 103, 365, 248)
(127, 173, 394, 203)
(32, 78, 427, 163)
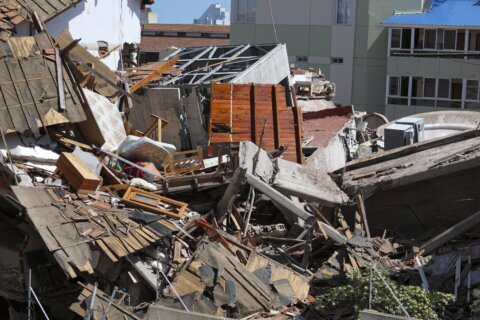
(466, 79, 480, 101)
(335, 0, 352, 26)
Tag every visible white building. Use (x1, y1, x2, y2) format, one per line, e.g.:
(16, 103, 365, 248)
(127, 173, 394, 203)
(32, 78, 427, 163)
(12, 0, 152, 71)
(194, 3, 230, 25)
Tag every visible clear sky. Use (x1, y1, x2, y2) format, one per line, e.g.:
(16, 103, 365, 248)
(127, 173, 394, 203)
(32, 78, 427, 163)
(151, 0, 231, 24)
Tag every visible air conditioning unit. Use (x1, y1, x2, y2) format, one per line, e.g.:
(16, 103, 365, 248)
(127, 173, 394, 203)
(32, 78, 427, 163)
(384, 123, 414, 151)
(396, 117, 425, 143)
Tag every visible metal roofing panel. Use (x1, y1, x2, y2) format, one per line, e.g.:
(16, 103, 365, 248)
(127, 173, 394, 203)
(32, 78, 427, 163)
(383, 0, 480, 27)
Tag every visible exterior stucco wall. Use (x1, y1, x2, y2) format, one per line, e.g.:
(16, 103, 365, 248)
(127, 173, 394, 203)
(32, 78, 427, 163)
(46, 0, 142, 70)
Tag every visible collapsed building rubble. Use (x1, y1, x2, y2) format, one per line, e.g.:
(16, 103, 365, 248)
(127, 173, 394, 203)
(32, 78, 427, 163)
(1, 2, 480, 320)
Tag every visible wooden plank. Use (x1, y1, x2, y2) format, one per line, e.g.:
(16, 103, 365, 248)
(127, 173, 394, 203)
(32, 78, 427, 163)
(54, 47, 66, 110)
(102, 236, 129, 258)
(130, 56, 179, 93)
(95, 239, 118, 262)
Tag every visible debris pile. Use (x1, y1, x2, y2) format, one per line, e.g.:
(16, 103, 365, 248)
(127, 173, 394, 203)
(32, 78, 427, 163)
(1, 3, 480, 320)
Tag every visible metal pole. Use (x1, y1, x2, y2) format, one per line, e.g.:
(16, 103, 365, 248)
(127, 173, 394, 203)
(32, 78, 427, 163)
(30, 288, 50, 320)
(85, 282, 98, 320)
(372, 266, 410, 318)
(27, 268, 32, 320)
(369, 263, 373, 309)
(100, 286, 118, 320)
(159, 268, 189, 312)
(156, 247, 161, 301)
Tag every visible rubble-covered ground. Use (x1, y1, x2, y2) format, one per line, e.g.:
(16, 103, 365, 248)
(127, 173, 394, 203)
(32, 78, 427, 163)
(2, 2, 480, 320)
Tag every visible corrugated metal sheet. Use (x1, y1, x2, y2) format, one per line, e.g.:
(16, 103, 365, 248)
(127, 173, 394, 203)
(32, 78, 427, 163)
(383, 0, 480, 27)
(209, 83, 303, 163)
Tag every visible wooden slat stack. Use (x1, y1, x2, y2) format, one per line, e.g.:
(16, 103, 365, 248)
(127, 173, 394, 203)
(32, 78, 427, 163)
(209, 82, 303, 163)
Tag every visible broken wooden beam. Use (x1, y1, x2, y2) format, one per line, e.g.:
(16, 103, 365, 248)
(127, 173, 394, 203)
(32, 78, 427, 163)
(216, 167, 247, 221)
(420, 210, 480, 255)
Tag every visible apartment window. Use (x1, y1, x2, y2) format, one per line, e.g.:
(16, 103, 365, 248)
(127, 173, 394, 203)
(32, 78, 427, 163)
(444, 30, 456, 50)
(391, 29, 401, 48)
(457, 30, 466, 50)
(389, 76, 468, 108)
(390, 29, 412, 50)
(424, 78, 436, 97)
(466, 80, 480, 109)
(186, 32, 202, 37)
(424, 29, 436, 49)
(164, 32, 178, 37)
(331, 57, 344, 64)
(210, 33, 229, 38)
(438, 79, 450, 98)
(236, 0, 256, 23)
(411, 77, 424, 97)
(436, 29, 444, 50)
(467, 80, 479, 100)
(387, 76, 409, 105)
(469, 31, 480, 51)
(142, 30, 156, 36)
(414, 29, 424, 49)
(451, 78, 463, 100)
(389, 77, 400, 96)
(297, 56, 308, 63)
(336, 0, 352, 25)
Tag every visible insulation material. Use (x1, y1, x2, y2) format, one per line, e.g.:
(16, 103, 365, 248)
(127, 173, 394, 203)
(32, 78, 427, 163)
(82, 89, 127, 152)
(117, 135, 176, 165)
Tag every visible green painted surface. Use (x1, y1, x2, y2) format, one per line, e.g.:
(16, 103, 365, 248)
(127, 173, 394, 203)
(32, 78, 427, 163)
(388, 57, 480, 78)
(308, 26, 332, 57)
(230, 24, 256, 45)
(352, 0, 423, 114)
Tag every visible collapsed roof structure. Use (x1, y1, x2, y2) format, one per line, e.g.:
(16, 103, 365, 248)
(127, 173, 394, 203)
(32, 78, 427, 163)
(1, 1, 480, 319)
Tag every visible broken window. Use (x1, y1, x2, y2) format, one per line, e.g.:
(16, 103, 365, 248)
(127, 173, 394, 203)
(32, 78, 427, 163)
(236, 0, 256, 23)
(336, 0, 352, 25)
(424, 29, 436, 49)
(467, 80, 479, 100)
